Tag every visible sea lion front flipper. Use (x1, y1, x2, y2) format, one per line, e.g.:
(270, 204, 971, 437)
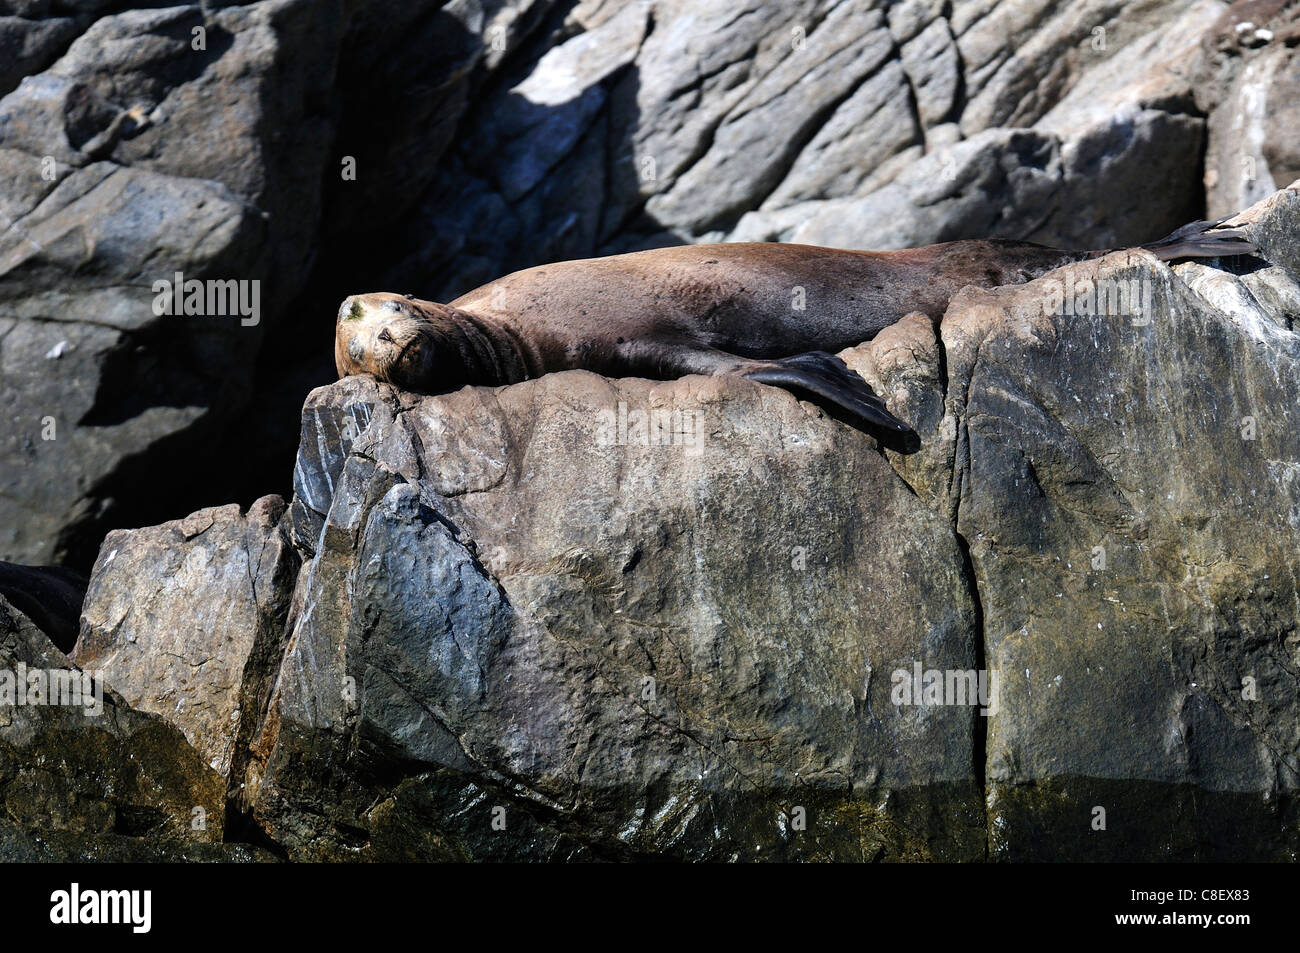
(740, 351, 913, 437)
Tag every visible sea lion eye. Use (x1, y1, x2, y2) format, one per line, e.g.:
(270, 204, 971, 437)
(341, 300, 363, 322)
(348, 337, 365, 361)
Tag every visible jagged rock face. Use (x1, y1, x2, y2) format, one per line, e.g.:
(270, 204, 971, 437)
(0, 593, 248, 860)
(250, 373, 984, 860)
(3, 0, 1299, 567)
(0, 0, 342, 566)
(845, 183, 1300, 859)
(2, 0, 1300, 861)
(242, 182, 1295, 860)
(74, 495, 297, 787)
(29, 182, 1300, 861)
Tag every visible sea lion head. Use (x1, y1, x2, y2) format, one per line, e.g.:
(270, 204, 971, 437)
(335, 292, 456, 392)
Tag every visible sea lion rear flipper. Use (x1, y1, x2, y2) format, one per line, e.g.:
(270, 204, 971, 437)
(1140, 218, 1258, 260)
(741, 351, 914, 439)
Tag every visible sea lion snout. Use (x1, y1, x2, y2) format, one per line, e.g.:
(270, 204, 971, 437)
(334, 292, 440, 389)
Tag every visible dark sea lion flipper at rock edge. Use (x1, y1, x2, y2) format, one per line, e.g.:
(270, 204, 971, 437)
(1140, 218, 1259, 260)
(740, 351, 917, 446)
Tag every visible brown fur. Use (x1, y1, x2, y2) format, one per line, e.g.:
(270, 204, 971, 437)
(334, 226, 1255, 438)
(336, 240, 1086, 390)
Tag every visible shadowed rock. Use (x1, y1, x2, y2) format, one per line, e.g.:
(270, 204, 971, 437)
(0, 560, 86, 651)
(0, 593, 265, 860)
(74, 495, 298, 793)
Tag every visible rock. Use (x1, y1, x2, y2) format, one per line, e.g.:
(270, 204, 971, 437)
(0, 15, 83, 99)
(35, 3, 340, 301)
(1195, 0, 1300, 217)
(949, 0, 1205, 134)
(741, 105, 1202, 251)
(0, 0, 341, 566)
(319, 0, 504, 246)
(645, 1, 899, 235)
(0, 156, 266, 566)
(851, 181, 1300, 859)
(0, 822, 276, 862)
(48, 179, 1300, 861)
(470, 2, 648, 204)
(241, 182, 1300, 862)
(0, 561, 85, 651)
(0, 0, 575, 567)
(897, 18, 960, 129)
(758, 59, 921, 209)
(74, 495, 297, 790)
(4, 0, 1300, 862)
(731, 0, 1245, 249)
(0, 593, 234, 860)
(260, 179, 1298, 861)
(251, 373, 983, 860)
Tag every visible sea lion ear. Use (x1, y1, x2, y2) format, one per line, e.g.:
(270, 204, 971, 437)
(404, 293, 416, 300)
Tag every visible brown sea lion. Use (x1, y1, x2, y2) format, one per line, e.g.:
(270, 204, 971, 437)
(335, 220, 1255, 440)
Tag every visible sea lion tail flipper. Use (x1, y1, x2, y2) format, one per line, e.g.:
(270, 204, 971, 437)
(1141, 218, 1257, 260)
(741, 351, 913, 438)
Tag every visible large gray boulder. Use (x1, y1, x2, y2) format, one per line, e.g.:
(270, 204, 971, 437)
(251, 372, 983, 860)
(241, 184, 1294, 861)
(845, 181, 1300, 859)
(0, 0, 335, 566)
(74, 495, 297, 787)
(0, 592, 254, 860)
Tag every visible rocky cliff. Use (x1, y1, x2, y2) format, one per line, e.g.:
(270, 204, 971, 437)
(3, 180, 1285, 860)
(1, 0, 1299, 861)
(2, 0, 1298, 567)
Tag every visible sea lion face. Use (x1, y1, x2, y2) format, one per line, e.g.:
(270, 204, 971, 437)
(335, 293, 443, 390)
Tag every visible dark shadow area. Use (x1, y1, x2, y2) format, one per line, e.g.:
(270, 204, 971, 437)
(222, 801, 290, 860)
(991, 775, 1300, 861)
(0, 561, 87, 652)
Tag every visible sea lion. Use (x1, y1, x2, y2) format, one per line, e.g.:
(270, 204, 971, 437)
(335, 220, 1255, 440)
